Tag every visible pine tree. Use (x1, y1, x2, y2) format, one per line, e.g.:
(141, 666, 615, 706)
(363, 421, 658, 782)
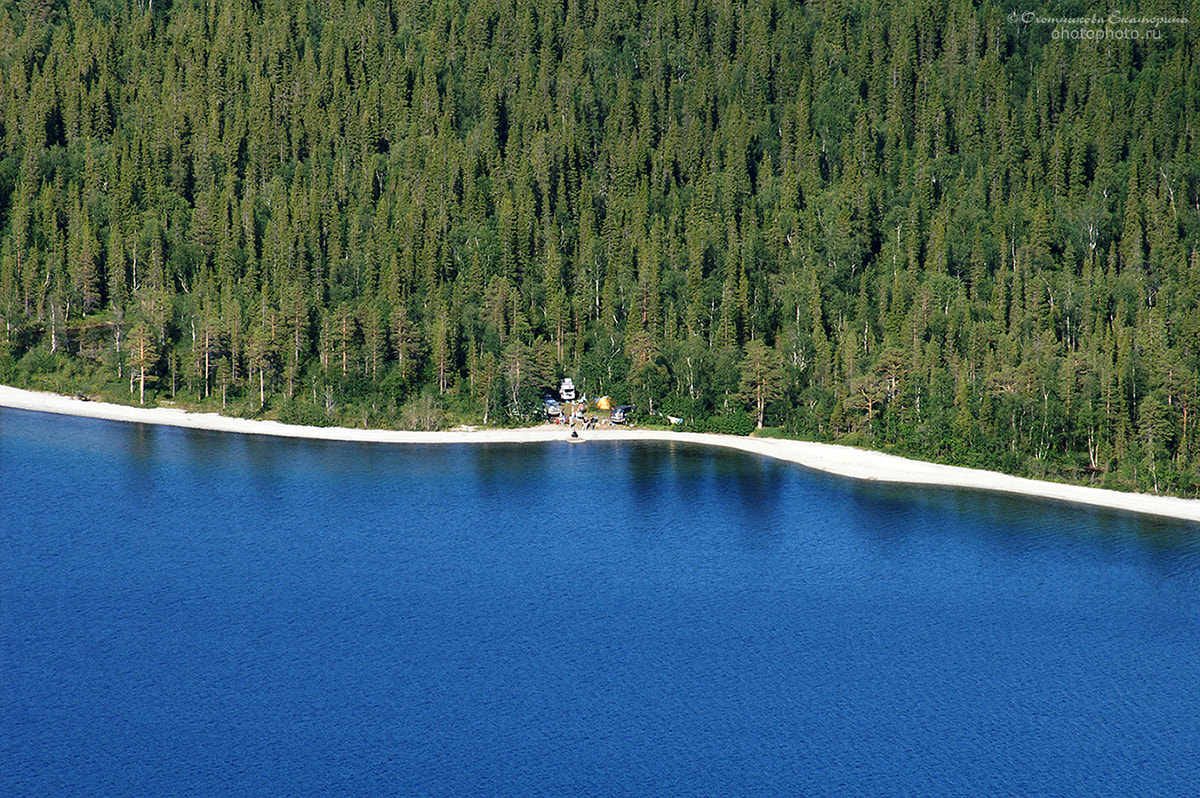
(129, 320, 157, 406)
(738, 338, 785, 429)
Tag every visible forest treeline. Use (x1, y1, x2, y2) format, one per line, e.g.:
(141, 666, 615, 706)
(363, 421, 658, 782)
(2, 0, 1200, 494)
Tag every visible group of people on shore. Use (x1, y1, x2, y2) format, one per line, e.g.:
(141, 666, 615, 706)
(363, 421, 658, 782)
(567, 413, 598, 431)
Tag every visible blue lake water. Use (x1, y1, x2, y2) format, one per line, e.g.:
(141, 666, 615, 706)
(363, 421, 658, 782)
(2, 407, 1199, 796)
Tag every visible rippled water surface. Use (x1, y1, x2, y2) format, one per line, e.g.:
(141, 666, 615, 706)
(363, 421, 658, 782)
(3, 408, 1199, 796)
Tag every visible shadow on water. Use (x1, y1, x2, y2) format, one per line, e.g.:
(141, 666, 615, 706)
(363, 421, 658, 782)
(837, 474, 1200, 580)
(472, 440, 554, 489)
(454, 436, 1199, 574)
(7, 405, 1194, 576)
(615, 441, 805, 549)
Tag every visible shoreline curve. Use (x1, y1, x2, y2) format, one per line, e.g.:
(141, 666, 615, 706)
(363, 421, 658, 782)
(2, 384, 1199, 523)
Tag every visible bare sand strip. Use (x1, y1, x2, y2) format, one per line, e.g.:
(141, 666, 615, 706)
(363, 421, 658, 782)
(3, 384, 1199, 522)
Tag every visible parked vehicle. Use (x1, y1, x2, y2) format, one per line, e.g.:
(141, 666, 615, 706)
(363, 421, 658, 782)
(610, 405, 636, 424)
(559, 378, 576, 401)
(543, 397, 562, 418)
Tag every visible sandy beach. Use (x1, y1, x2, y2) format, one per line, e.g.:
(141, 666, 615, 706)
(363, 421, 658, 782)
(3, 384, 1199, 523)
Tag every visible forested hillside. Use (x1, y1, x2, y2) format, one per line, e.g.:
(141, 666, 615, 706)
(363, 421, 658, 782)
(2, 0, 1199, 494)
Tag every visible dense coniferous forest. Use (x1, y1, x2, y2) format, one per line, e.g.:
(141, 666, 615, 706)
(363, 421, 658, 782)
(2, 0, 1200, 494)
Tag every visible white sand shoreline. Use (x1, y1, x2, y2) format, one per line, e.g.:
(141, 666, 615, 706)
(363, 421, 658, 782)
(3, 384, 1199, 523)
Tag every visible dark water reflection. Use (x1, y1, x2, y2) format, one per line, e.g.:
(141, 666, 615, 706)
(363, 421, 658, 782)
(845, 476, 1200, 584)
(2, 408, 1198, 797)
